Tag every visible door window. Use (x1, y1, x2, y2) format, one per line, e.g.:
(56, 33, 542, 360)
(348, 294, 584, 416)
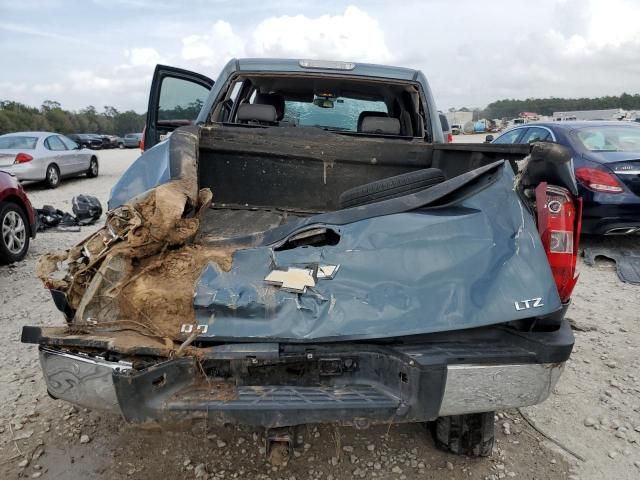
(44, 135, 67, 151)
(158, 76, 210, 122)
(59, 136, 79, 150)
(521, 127, 551, 143)
(493, 128, 524, 144)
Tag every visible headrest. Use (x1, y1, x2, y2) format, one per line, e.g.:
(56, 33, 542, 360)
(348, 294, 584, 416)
(255, 93, 285, 120)
(237, 104, 277, 123)
(360, 116, 401, 135)
(357, 111, 388, 131)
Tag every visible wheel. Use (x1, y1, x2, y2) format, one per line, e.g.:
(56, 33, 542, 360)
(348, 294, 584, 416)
(431, 412, 495, 457)
(87, 157, 99, 178)
(338, 168, 446, 208)
(45, 164, 60, 188)
(118, 142, 124, 149)
(0, 202, 30, 264)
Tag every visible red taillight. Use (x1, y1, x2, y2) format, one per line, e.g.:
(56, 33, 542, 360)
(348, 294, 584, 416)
(140, 127, 145, 152)
(575, 167, 623, 193)
(14, 153, 33, 164)
(535, 183, 582, 303)
(447, 133, 454, 143)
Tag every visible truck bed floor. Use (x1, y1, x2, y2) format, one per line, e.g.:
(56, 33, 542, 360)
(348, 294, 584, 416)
(200, 205, 312, 241)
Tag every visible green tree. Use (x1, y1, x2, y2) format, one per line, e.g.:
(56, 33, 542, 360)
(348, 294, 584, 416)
(0, 100, 146, 136)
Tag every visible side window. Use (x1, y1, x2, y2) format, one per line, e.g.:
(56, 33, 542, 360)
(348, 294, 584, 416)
(44, 135, 67, 151)
(158, 76, 210, 122)
(493, 128, 523, 144)
(220, 80, 243, 122)
(521, 127, 551, 143)
(59, 136, 78, 150)
(439, 113, 450, 131)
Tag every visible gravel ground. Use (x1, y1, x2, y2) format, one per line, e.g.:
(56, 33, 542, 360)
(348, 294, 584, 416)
(1, 146, 639, 479)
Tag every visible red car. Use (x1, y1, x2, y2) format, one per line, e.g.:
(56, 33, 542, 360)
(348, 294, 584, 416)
(0, 170, 36, 264)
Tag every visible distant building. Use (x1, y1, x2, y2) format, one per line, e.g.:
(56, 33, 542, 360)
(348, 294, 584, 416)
(553, 109, 626, 121)
(445, 111, 473, 126)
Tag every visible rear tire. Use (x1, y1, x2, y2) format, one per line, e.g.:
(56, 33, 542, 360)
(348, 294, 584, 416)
(338, 168, 446, 208)
(118, 142, 124, 149)
(0, 202, 30, 264)
(431, 412, 495, 457)
(45, 164, 60, 189)
(87, 157, 99, 178)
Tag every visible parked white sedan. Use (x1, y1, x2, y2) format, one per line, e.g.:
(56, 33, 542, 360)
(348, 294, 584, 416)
(0, 132, 99, 188)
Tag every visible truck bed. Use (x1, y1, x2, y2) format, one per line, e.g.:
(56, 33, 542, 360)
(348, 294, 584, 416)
(197, 124, 530, 212)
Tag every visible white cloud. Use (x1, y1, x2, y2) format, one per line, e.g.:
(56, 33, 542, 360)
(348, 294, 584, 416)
(248, 6, 391, 63)
(0, 81, 27, 94)
(178, 6, 391, 71)
(181, 20, 245, 67)
(546, 0, 640, 57)
(124, 47, 163, 67)
(32, 83, 63, 94)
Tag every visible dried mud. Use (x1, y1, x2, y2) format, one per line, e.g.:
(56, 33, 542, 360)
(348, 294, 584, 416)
(33, 174, 233, 353)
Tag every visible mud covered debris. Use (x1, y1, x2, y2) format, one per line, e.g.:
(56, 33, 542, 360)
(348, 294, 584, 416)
(34, 176, 231, 347)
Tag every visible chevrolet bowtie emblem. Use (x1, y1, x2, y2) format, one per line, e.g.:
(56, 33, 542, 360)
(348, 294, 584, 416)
(264, 265, 339, 293)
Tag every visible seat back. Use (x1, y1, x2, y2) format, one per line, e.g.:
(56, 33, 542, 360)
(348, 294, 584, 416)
(237, 104, 278, 125)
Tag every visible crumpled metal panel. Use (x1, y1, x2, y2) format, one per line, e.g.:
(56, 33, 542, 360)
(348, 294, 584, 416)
(193, 166, 561, 341)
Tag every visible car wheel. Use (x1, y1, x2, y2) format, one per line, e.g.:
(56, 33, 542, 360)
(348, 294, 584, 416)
(430, 412, 495, 457)
(87, 157, 99, 178)
(45, 164, 61, 188)
(0, 201, 30, 264)
(118, 143, 124, 149)
(338, 168, 446, 209)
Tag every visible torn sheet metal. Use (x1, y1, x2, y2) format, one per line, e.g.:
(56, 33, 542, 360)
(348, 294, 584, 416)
(193, 166, 562, 341)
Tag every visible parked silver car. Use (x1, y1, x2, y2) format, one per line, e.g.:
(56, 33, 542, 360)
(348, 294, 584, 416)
(122, 133, 142, 148)
(0, 132, 99, 188)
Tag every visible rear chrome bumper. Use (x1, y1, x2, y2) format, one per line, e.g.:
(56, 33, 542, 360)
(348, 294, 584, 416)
(39, 346, 564, 423)
(439, 363, 563, 416)
(39, 347, 131, 414)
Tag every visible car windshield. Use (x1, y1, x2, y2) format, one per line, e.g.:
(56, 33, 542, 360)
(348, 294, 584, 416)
(575, 126, 640, 152)
(0, 136, 38, 149)
(283, 96, 387, 132)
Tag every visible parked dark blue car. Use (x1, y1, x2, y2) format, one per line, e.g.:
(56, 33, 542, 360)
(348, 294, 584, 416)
(491, 121, 640, 235)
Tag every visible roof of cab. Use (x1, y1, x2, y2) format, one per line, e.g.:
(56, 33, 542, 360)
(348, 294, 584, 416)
(235, 58, 419, 81)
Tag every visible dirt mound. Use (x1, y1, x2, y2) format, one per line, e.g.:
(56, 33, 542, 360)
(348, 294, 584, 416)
(119, 245, 233, 337)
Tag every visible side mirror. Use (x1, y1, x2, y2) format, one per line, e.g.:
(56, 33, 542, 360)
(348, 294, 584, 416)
(485, 134, 494, 143)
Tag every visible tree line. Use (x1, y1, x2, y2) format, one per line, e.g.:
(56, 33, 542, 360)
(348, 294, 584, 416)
(482, 92, 640, 119)
(4, 92, 640, 135)
(0, 100, 146, 137)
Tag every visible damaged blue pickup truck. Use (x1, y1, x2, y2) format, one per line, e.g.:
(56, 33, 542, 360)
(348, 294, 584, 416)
(24, 59, 582, 458)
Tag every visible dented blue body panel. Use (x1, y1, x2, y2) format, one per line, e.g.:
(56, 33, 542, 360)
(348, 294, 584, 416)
(193, 165, 561, 341)
(108, 140, 171, 210)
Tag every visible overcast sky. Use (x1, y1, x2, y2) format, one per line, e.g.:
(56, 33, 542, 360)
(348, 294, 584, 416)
(2, 0, 640, 112)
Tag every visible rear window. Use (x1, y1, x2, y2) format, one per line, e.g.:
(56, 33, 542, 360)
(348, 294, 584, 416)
(575, 126, 640, 152)
(0, 136, 38, 149)
(282, 96, 387, 132)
